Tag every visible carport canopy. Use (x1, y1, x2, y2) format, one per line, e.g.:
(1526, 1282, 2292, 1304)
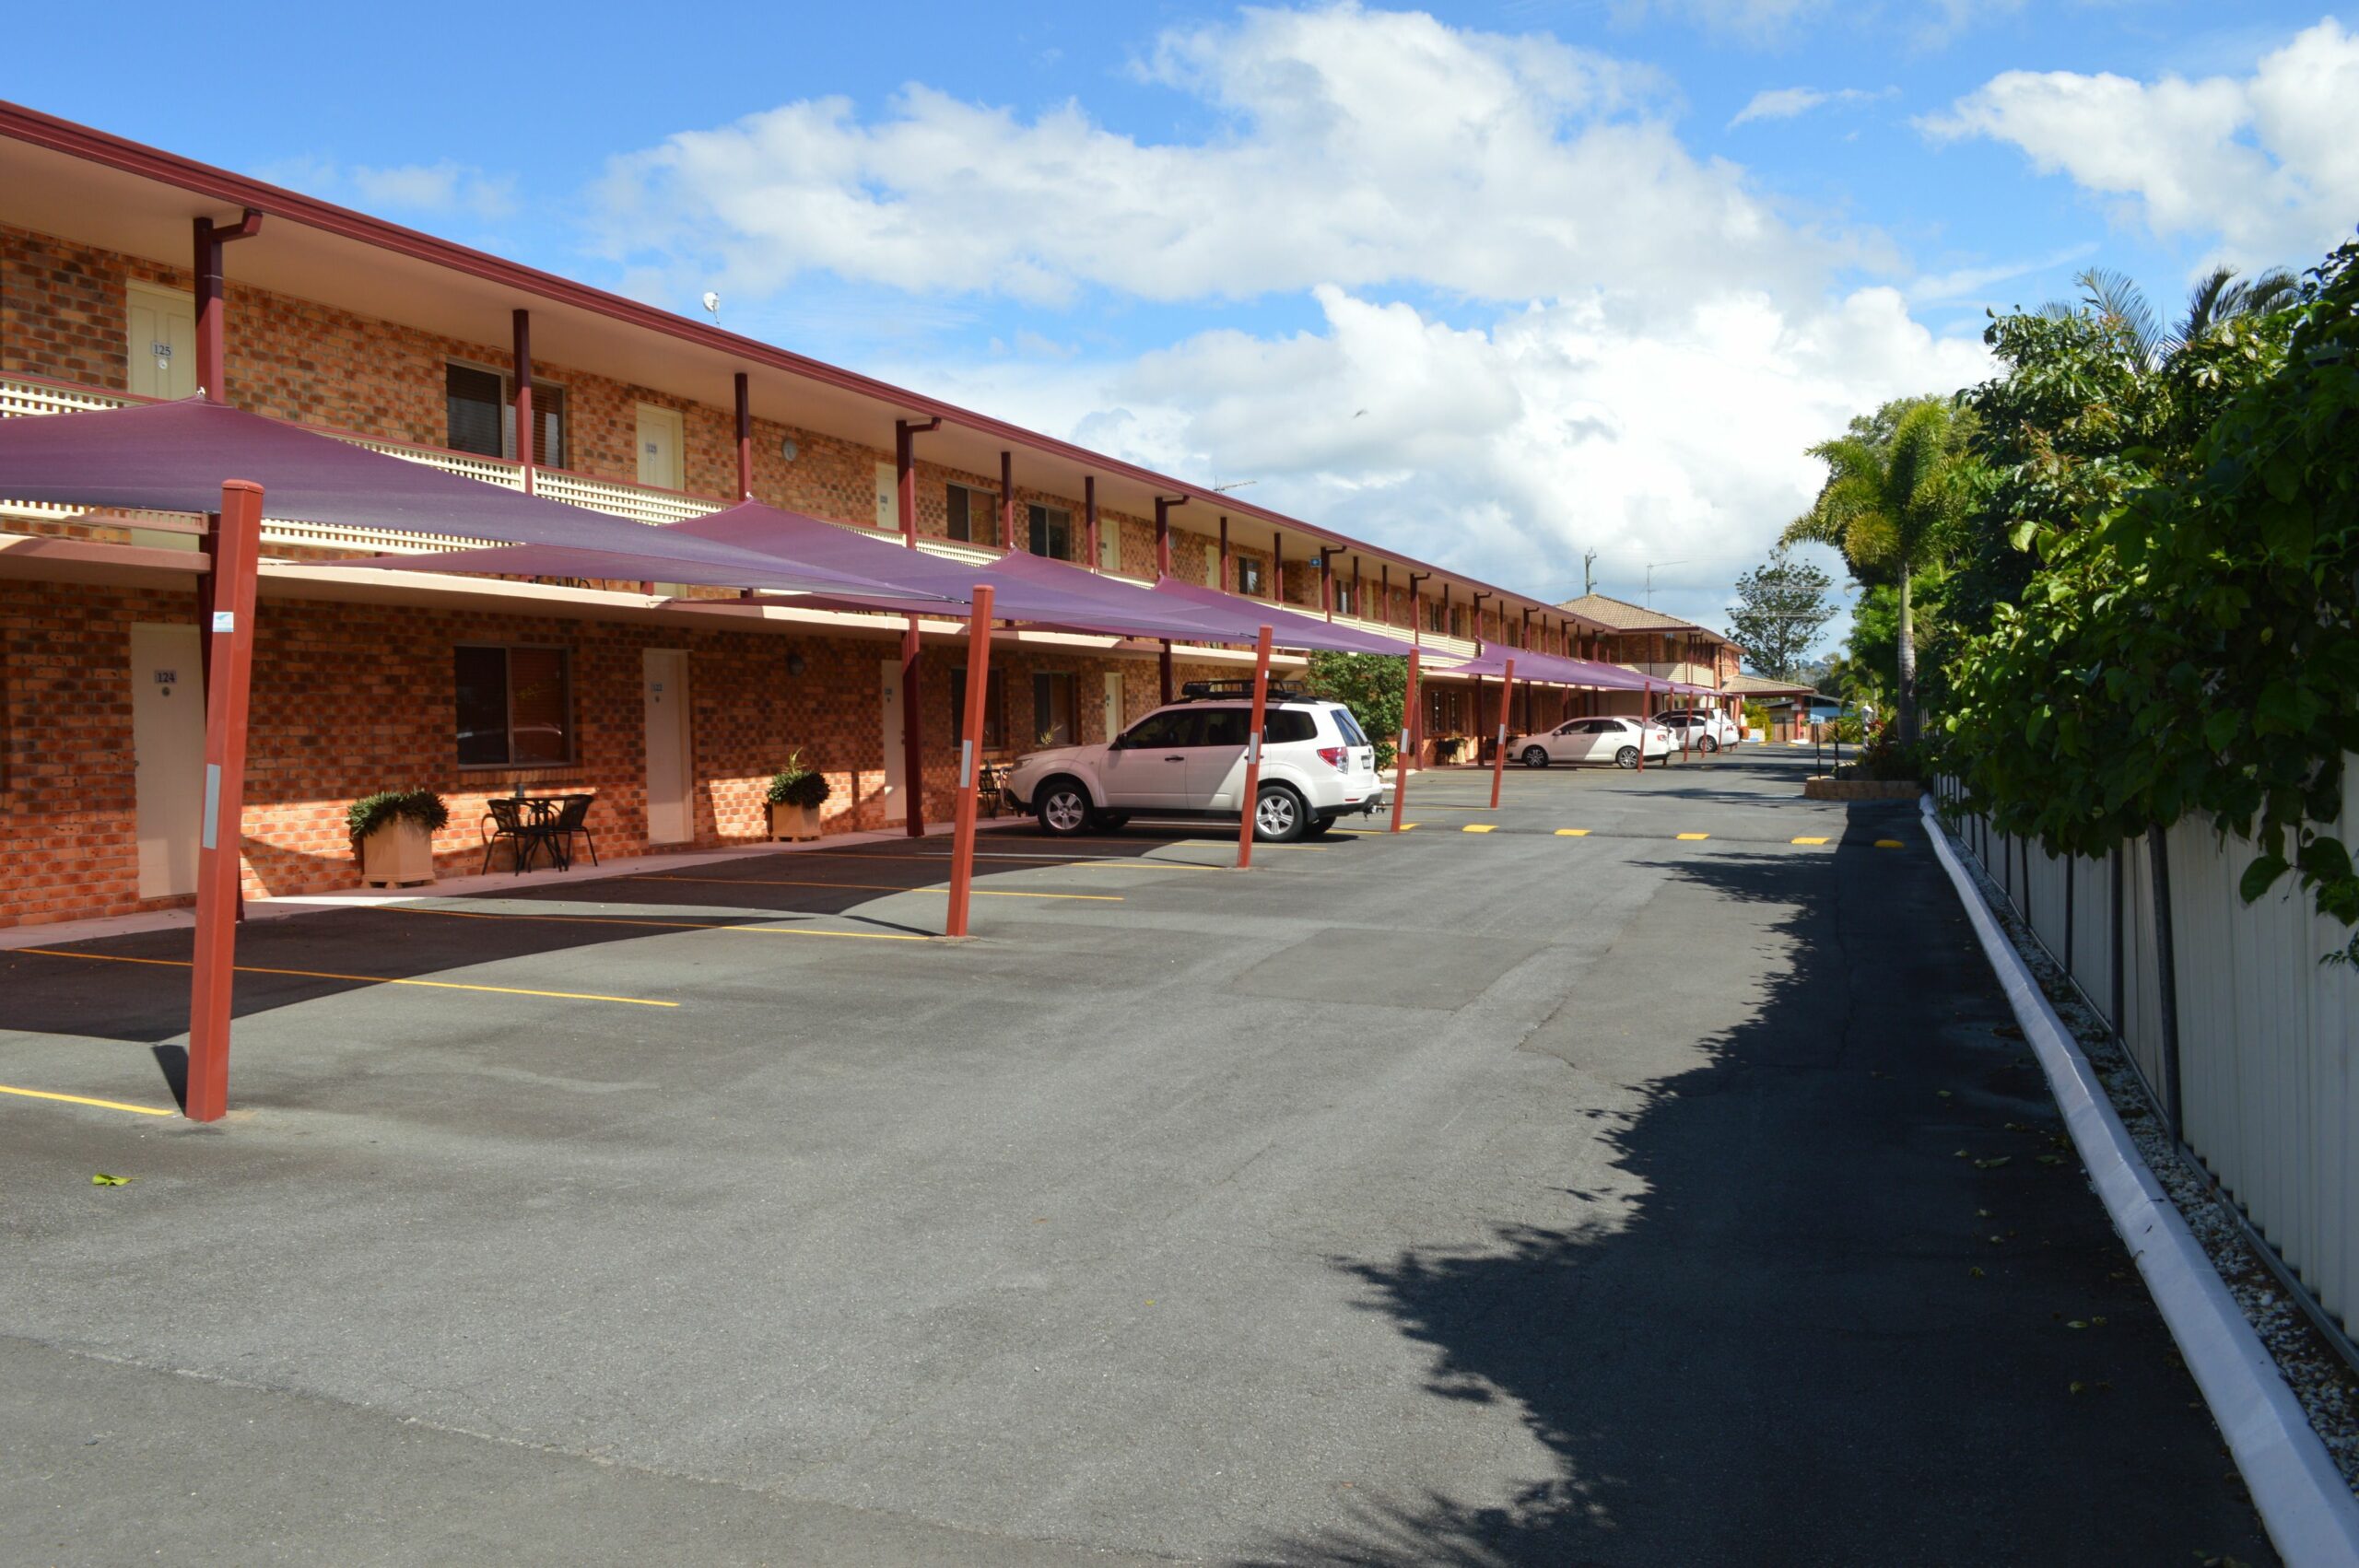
(0, 398, 942, 596)
(1147, 575, 1422, 656)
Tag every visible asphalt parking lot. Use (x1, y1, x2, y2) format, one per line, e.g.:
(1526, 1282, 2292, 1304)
(0, 747, 2275, 1565)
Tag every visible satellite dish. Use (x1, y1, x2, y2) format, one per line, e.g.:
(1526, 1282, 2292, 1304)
(700, 291, 722, 320)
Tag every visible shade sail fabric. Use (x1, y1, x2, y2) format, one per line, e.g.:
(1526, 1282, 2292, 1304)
(334, 539, 935, 601)
(0, 398, 864, 586)
(671, 504, 1253, 641)
(1147, 576, 1421, 656)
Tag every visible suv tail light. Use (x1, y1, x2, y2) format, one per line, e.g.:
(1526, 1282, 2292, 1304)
(1317, 745, 1347, 770)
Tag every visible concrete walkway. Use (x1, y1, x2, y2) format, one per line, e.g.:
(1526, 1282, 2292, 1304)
(0, 749, 2273, 1564)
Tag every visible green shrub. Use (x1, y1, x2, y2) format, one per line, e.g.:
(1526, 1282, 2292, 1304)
(767, 751, 832, 809)
(347, 788, 449, 841)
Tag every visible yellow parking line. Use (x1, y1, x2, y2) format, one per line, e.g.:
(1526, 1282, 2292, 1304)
(1555, 828, 1590, 837)
(1676, 832, 1710, 841)
(0, 1082, 176, 1117)
(631, 874, 1119, 902)
(1791, 837, 1832, 846)
(14, 947, 677, 1006)
(1875, 838, 1907, 848)
(381, 905, 931, 942)
(1461, 825, 1497, 834)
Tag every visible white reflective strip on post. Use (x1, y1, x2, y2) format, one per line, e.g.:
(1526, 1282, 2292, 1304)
(210, 611, 234, 634)
(1496, 725, 1508, 744)
(200, 763, 222, 850)
(1247, 735, 1261, 766)
(959, 738, 974, 790)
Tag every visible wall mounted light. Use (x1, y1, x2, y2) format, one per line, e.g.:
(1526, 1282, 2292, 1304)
(785, 653, 808, 677)
(779, 437, 799, 462)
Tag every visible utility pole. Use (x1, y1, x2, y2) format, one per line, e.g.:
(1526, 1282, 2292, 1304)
(1582, 549, 1598, 597)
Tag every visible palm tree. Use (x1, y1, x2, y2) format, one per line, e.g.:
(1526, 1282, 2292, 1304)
(1780, 397, 1972, 748)
(2071, 263, 2298, 367)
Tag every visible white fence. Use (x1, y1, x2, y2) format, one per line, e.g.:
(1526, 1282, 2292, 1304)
(1936, 773, 2359, 1341)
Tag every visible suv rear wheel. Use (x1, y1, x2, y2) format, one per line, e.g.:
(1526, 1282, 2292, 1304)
(1034, 778, 1092, 837)
(1614, 745, 1639, 769)
(1253, 784, 1308, 843)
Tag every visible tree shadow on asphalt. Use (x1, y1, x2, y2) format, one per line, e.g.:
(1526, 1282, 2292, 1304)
(1238, 847, 2276, 1568)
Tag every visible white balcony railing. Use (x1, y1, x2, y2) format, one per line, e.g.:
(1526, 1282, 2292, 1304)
(0, 374, 730, 555)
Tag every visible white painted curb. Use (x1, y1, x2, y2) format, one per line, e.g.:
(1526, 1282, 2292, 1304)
(1922, 796, 2359, 1568)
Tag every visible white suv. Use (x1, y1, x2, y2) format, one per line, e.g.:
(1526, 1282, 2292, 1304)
(1004, 684, 1388, 842)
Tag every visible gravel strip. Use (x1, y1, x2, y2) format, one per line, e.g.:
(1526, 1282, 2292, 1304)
(1944, 821, 2359, 1495)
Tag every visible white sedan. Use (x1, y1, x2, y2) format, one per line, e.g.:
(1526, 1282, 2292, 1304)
(1653, 708, 1741, 752)
(1510, 715, 1674, 768)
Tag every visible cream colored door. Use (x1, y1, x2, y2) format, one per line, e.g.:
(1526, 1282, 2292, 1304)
(635, 404, 685, 491)
(1101, 672, 1123, 743)
(642, 649, 692, 844)
(874, 461, 900, 532)
(125, 282, 197, 401)
(129, 623, 205, 898)
(878, 659, 907, 823)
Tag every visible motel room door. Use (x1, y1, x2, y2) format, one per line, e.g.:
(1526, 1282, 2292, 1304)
(129, 623, 205, 899)
(1101, 672, 1124, 744)
(642, 649, 692, 845)
(877, 659, 906, 823)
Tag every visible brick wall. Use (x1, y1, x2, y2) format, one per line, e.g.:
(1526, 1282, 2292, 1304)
(0, 578, 1241, 928)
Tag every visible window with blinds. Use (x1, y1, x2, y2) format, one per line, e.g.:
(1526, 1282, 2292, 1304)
(951, 667, 1007, 749)
(946, 485, 999, 546)
(454, 645, 574, 766)
(445, 363, 565, 466)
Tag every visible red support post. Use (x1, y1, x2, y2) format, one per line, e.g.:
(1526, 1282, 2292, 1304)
(1237, 625, 1274, 870)
(1391, 648, 1420, 832)
(184, 479, 264, 1123)
(1272, 533, 1284, 601)
(1155, 496, 1187, 577)
(1159, 641, 1173, 706)
(1489, 657, 1515, 810)
(1637, 677, 1649, 773)
(1217, 516, 1229, 592)
(945, 584, 996, 939)
(734, 371, 753, 499)
(511, 309, 535, 496)
(897, 417, 938, 837)
(1084, 476, 1098, 569)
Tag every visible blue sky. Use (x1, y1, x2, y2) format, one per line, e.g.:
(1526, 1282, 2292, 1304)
(8, 2, 2353, 643)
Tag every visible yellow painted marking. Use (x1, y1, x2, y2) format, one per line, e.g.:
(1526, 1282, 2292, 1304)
(1555, 828, 1590, 837)
(14, 948, 677, 1006)
(631, 874, 1119, 902)
(1875, 838, 1907, 848)
(1791, 837, 1832, 846)
(381, 905, 930, 942)
(0, 1082, 175, 1117)
(1462, 825, 1497, 834)
(1676, 832, 1710, 841)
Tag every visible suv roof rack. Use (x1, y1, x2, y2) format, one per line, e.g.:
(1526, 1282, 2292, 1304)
(1178, 679, 1312, 703)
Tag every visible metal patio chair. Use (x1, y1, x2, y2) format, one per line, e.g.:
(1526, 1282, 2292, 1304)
(480, 796, 559, 874)
(546, 793, 599, 871)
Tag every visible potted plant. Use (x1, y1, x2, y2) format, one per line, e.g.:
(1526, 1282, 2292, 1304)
(767, 752, 831, 841)
(348, 788, 450, 887)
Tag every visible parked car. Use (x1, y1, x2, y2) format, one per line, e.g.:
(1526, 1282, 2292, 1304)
(1508, 715, 1673, 769)
(1652, 708, 1740, 752)
(1003, 683, 1389, 842)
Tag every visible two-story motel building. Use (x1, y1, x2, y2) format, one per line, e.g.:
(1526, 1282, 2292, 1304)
(0, 103, 1741, 930)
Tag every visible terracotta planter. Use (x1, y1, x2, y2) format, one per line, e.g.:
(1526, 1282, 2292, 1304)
(359, 819, 437, 887)
(769, 801, 822, 842)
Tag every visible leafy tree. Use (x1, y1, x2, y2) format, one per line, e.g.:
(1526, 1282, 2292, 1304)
(1782, 397, 1975, 746)
(1724, 545, 1836, 683)
(1940, 248, 2345, 930)
(1305, 651, 1406, 768)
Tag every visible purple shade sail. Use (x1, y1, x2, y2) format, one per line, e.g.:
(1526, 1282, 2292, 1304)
(1147, 576, 1421, 656)
(0, 398, 863, 587)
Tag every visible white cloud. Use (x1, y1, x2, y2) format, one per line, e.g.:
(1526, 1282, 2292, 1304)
(253, 155, 515, 220)
(1613, 0, 2018, 49)
(885, 286, 1988, 628)
(1922, 18, 2359, 271)
(598, 2, 1861, 307)
(1728, 86, 1890, 128)
(598, 2, 1991, 638)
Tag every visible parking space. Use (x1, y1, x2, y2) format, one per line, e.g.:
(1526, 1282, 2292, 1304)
(0, 747, 2272, 1566)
